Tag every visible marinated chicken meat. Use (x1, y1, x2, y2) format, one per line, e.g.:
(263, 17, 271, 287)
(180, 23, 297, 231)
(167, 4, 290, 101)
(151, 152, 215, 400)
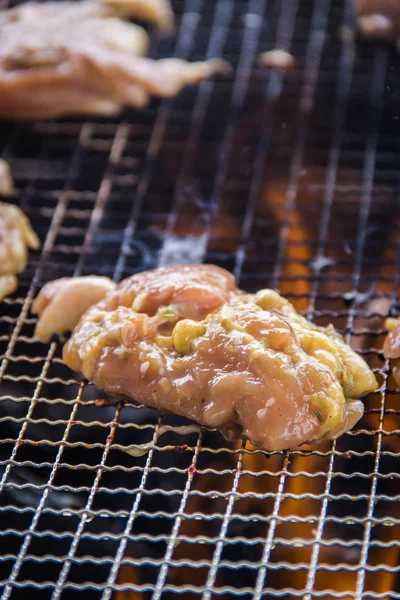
(0, 160, 15, 298)
(358, 0, 400, 41)
(0, 0, 228, 119)
(0, 275, 18, 301)
(258, 50, 295, 69)
(0, 199, 40, 300)
(32, 265, 377, 451)
(32, 276, 116, 341)
(0, 0, 175, 34)
(383, 317, 400, 386)
(0, 159, 13, 196)
(0, 160, 40, 300)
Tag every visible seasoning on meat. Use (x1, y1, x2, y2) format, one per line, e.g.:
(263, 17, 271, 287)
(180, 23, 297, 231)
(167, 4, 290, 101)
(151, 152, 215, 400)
(0, 0, 229, 119)
(0, 199, 40, 300)
(32, 265, 378, 451)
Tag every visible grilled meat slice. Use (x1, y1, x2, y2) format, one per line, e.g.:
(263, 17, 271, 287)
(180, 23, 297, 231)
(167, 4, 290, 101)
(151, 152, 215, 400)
(358, 0, 400, 40)
(0, 198, 40, 300)
(258, 50, 295, 69)
(32, 276, 116, 341)
(0, 159, 17, 299)
(0, 275, 17, 300)
(0, 159, 14, 196)
(383, 317, 400, 386)
(0, 0, 174, 35)
(33, 266, 237, 342)
(32, 265, 377, 451)
(0, 0, 228, 119)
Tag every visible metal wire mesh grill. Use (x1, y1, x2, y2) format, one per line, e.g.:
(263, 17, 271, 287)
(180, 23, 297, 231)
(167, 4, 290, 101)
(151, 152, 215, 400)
(1, 0, 400, 598)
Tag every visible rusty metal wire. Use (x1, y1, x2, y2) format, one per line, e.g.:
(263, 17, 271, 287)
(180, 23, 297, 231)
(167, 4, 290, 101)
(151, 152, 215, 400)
(1, 0, 400, 598)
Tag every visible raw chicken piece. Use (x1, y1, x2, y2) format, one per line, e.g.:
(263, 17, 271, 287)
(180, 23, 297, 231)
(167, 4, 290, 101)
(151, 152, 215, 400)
(358, 0, 400, 40)
(32, 276, 116, 341)
(0, 0, 228, 119)
(258, 50, 295, 69)
(32, 266, 236, 340)
(0, 160, 17, 299)
(33, 265, 377, 451)
(0, 0, 174, 34)
(0, 275, 17, 300)
(0, 159, 14, 196)
(0, 200, 40, 300)
(383, 317, 400, 385)
(92, 0, 175, 32)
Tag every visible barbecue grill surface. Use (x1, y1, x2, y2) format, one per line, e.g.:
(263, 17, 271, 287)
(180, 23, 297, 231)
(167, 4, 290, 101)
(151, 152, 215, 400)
(1, 0, 400, 599)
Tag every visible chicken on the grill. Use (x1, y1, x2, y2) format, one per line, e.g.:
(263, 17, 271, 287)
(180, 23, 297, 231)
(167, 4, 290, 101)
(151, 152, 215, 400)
(358, 0, 400, 41)
(0, 0, 228, 119)
(383, 317, 400, 386)
(0, 159, 16, 298)
(258, 50, 295, 69)
(0, 159, 14, 196)
(32, 265, 377, 451)
(32, 276, 117, 341)
(0, 199, 40, 300)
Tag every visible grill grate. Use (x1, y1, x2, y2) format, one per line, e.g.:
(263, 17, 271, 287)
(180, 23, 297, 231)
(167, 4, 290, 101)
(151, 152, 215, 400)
(1, 0, 400, 598)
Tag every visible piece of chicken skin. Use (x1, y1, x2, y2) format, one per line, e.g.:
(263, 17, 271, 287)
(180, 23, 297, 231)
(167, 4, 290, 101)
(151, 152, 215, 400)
(33, 265, 377, 451)
(32, 276, 116, 342)
(0, 0, 228, 119)
(0, 200, 40, 301)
